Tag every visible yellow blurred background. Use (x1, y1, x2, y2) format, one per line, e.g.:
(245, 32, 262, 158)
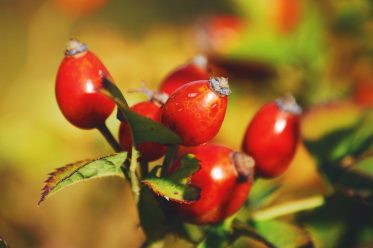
(0, 0, 372, 247)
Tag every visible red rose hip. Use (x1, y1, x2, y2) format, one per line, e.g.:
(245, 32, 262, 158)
(170, 144, 254, 225)
(161, 77, 230, 146)
(159, 55, 210, 96)
(119, 101, 166, 161)
(56, 39, 115, 129)
(242, 96, 302, 178)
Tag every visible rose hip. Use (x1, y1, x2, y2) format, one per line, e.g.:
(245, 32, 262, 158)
(161, 77, 230, 146)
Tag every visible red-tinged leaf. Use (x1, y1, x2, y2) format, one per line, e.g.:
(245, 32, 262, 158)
(38, 152, 127, 205)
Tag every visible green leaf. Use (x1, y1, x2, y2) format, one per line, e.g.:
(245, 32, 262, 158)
(232, 220, 276, 248)
(197, 227, 229, 248)
(143, 178, 200, 203)
(123, 108, 181, 145)
(305, 112, 373, 166)
(138, 187, 169, 243)
(254, 220, 313, 248)
(304, 126, 356, 166)
(353, 155, 373, 176)
(337, 155, 373, 193)
(38, 152, 127, 205)
(143, 154, 201, 203)
(161, 144, 178, 177)
(247, 179, 281, 209)
(168, 154, 200, 182)
(101, 77, 182, 146)
(298, 194, 373, 248)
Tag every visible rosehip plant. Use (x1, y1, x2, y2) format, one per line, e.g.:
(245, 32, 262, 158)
(242, 96, 302, 178)
(119, 100, 167, 162)
(40, 39, 373, 248)
(161, 77, 230, 146)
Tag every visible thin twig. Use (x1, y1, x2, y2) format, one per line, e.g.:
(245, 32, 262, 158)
(161, 145, 178, 177)
(130, 146, 141, 203)
(97, 123, 121, 152)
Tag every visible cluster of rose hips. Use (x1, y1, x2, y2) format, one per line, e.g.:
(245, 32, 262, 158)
(55, 39, 301, 225)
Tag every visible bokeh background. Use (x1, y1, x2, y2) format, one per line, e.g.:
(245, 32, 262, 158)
(1, 0, 373, 247)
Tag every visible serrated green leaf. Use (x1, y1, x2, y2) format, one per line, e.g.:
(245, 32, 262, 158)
(143, 178, 200, 203)
(254, 220, 313, 248)
(38, 152, 127, 205)
(101, 77, 182, 146)
(143, 153, 201, 203)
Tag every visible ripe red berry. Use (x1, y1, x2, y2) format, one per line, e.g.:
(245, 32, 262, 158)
(159, 55, 210, 96)
(119, 101, 166, 161)
(242, 96, 302, 178)
(56, 39, 115, 129)
(170, 144, 254, 225)
(161, 77, 230, 146)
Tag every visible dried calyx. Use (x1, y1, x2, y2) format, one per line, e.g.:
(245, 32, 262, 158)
(65, 38, 88, 56)
(275, 95, 302, 115)
(190, 54, 208, 69)
(209, 77, 231, 96)
(231, 152, 255, 183)
(128, 83, 169, 106)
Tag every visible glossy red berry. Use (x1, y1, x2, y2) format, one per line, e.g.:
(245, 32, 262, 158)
(161, 77, 230, 146)
(242, 96, 302, 178)
(56, 39, 115, 129)
(119, 101, 166, 161)
(159, 55, 210, 96)
(170, 144, 254, 225)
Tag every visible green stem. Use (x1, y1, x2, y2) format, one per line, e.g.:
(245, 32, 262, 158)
(130, 146, 141, 203)
(161, 145, 178, 177)
(252, 195, 325, 221)
(97, 123, 121, 152)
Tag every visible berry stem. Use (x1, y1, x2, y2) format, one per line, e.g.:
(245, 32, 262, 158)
(161, 145, 178, 177)
(130, 146, 141, 203)
(97, 123, 121, 152)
